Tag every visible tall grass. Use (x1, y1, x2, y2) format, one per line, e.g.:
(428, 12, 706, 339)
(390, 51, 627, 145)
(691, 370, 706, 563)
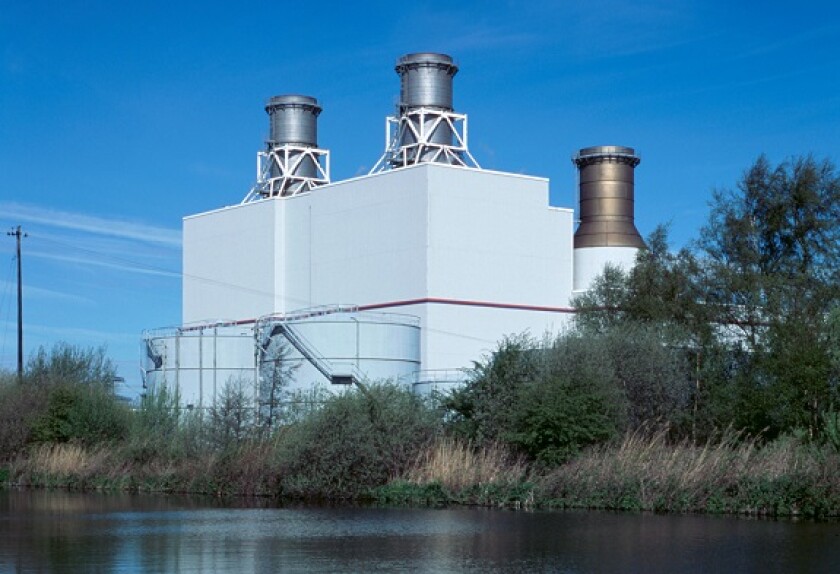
(404, 437, 527, 491)
(13, 443, 116, 486)
(375, 437, 534, 507)
(539, 427, 840, 516)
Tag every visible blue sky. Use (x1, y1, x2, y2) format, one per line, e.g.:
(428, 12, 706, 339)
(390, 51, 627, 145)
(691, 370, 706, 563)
(1, 1, 839, 393)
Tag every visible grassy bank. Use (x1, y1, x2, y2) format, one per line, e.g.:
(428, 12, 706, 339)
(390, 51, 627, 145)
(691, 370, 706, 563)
(7, 431, 840, 518)
(538, 429, 840, 517)
(3, 344, 840, 518)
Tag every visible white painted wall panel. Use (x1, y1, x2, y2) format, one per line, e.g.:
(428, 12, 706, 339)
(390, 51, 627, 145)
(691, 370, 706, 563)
(422, 302, 573, 371)
(573, 246, 639, 292)
(181, 163, 587, 378)
(183, 200, 280, 323)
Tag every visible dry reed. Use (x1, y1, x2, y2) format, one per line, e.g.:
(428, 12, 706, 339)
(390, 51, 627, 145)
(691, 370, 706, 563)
(540, 427, 840, 513)
(404, 437, 528, 491)
(20, 443, 114, 480)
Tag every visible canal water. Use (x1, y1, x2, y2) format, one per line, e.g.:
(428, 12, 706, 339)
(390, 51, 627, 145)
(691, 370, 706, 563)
(2, 489, 839, 572)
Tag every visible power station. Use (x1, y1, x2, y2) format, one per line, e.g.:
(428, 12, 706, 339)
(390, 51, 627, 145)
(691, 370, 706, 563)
(143, 53, 644, 408)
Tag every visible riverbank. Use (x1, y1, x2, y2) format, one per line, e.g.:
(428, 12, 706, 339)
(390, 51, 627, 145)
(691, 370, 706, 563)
(6, 430, 840, 518)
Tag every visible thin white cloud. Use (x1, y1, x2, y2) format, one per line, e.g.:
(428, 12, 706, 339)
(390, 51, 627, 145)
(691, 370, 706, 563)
(0, 279, 93, 304)
(0, 320, 138, 343)
(27, 249, 180, 278)
(0, 201, 181, 247)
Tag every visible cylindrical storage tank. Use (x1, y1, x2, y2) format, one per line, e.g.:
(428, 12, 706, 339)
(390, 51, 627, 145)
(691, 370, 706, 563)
(143, 324, 257, 410)
(573, 145, 644, 249)
(265, 95, 322, 180)
(262, 311, 421, 392)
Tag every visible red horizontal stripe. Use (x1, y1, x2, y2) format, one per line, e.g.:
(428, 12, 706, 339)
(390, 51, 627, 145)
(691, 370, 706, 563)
(181, 298, 576, 331)
(358, 297, 576, 314)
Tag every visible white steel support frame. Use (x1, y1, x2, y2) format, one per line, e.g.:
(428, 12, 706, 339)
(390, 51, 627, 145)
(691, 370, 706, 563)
(369, 107, 480, 174)
(242, 144, 330, 203)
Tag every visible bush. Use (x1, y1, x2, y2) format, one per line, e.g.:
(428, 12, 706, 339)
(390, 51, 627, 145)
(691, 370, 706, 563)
(31, 383, 130, 445)
(0, 373, 48, 460)
(277, 382, 440, 498)
(25, 344, 116, 388)
(508, 334, 624, 465)
(125, 384, 201, 463)
(1, 344, 125, 456)
(443, 334, 540, 444)
(443, 331, 636, 465)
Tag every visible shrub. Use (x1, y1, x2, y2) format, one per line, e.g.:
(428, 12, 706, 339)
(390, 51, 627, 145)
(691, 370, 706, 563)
(443, 332, 629, 465)
(0, 374, 49, 460)
(124, 383, 203, 464)
(31, 383, 130, 445)
(277, 382, 440, 498)
(443, 334, 540, 444)
(25, 344, 116, 388)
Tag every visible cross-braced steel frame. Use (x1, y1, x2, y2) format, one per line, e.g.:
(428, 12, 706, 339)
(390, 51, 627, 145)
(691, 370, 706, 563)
(370, 107, 480, 174)
(242, 144, 330, 203)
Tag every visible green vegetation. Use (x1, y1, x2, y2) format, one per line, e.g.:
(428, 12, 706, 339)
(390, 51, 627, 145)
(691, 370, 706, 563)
(3, 154, 840, 517)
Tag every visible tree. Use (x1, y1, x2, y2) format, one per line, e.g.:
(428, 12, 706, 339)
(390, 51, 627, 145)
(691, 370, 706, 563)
(258, 337, 299, 429)
(572, 155, 840, 439)
(573, 225, 712, 345)
(697, 154, 840, 436)
(443, 334, 540, 444)
(209, 378, 254, 450)
(573, 227, 709, 438)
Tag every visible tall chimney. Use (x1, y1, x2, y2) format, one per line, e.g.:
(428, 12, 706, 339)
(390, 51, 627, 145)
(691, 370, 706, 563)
(370, 53, 479, 172)
(396, 52, 458, 153)
(265, 95, 322, 182)
(572, 145, 644, 291)
(573, 145, 644, 249)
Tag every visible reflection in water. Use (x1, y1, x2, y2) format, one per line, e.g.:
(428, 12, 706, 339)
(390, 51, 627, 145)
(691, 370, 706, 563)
(2, 489, 840, 573)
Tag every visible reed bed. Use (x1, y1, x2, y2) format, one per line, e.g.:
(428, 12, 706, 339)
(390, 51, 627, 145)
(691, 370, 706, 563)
(404, 437, 528, 491)
(539, 427, 840, 515)
(14, 443, 117, 485)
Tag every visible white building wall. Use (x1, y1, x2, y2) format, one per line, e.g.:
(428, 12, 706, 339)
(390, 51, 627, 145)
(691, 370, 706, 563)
(422, 166, 574, 370)
(282, 167, 429, 312)
(181, 163, 578, 376)
(183, 200, 281, 324)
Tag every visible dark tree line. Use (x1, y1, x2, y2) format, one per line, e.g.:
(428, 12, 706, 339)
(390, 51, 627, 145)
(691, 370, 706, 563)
(446, 154, 840, 458)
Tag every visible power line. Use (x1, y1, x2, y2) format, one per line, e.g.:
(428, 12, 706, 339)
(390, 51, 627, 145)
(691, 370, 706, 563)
(33, 233, 283, 301)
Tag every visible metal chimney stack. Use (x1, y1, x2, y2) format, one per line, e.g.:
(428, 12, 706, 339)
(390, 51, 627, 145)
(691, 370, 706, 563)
(572, 145, 644, 292)
(243, 95, 330, 201)
(573, 146, 644, 249)
(370, 53, 479, 172)
(266, 95, 322, 181)
(397, 53, 457, 153)
(267, 95, 320, 143)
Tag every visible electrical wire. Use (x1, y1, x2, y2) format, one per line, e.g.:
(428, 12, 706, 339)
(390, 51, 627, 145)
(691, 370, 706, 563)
(25, 231, 520, 347)
(32, 233, 282, 301)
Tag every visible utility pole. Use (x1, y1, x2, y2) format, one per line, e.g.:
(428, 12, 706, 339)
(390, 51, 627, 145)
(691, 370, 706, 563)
(7, 226, 26, 380)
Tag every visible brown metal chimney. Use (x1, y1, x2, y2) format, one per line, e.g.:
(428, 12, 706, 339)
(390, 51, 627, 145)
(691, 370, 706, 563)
(573, 145, 644, 249)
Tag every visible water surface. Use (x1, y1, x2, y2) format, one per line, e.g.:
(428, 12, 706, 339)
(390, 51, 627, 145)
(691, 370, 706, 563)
(2, 489, 839, 572)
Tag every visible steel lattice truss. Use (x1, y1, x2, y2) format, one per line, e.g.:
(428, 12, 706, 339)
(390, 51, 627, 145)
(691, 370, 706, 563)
(242, 145, 330, 203)
(370, 108, 480, 174)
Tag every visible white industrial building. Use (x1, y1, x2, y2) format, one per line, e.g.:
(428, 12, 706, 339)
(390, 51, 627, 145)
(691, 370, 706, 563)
(143, 53, 644, 408)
